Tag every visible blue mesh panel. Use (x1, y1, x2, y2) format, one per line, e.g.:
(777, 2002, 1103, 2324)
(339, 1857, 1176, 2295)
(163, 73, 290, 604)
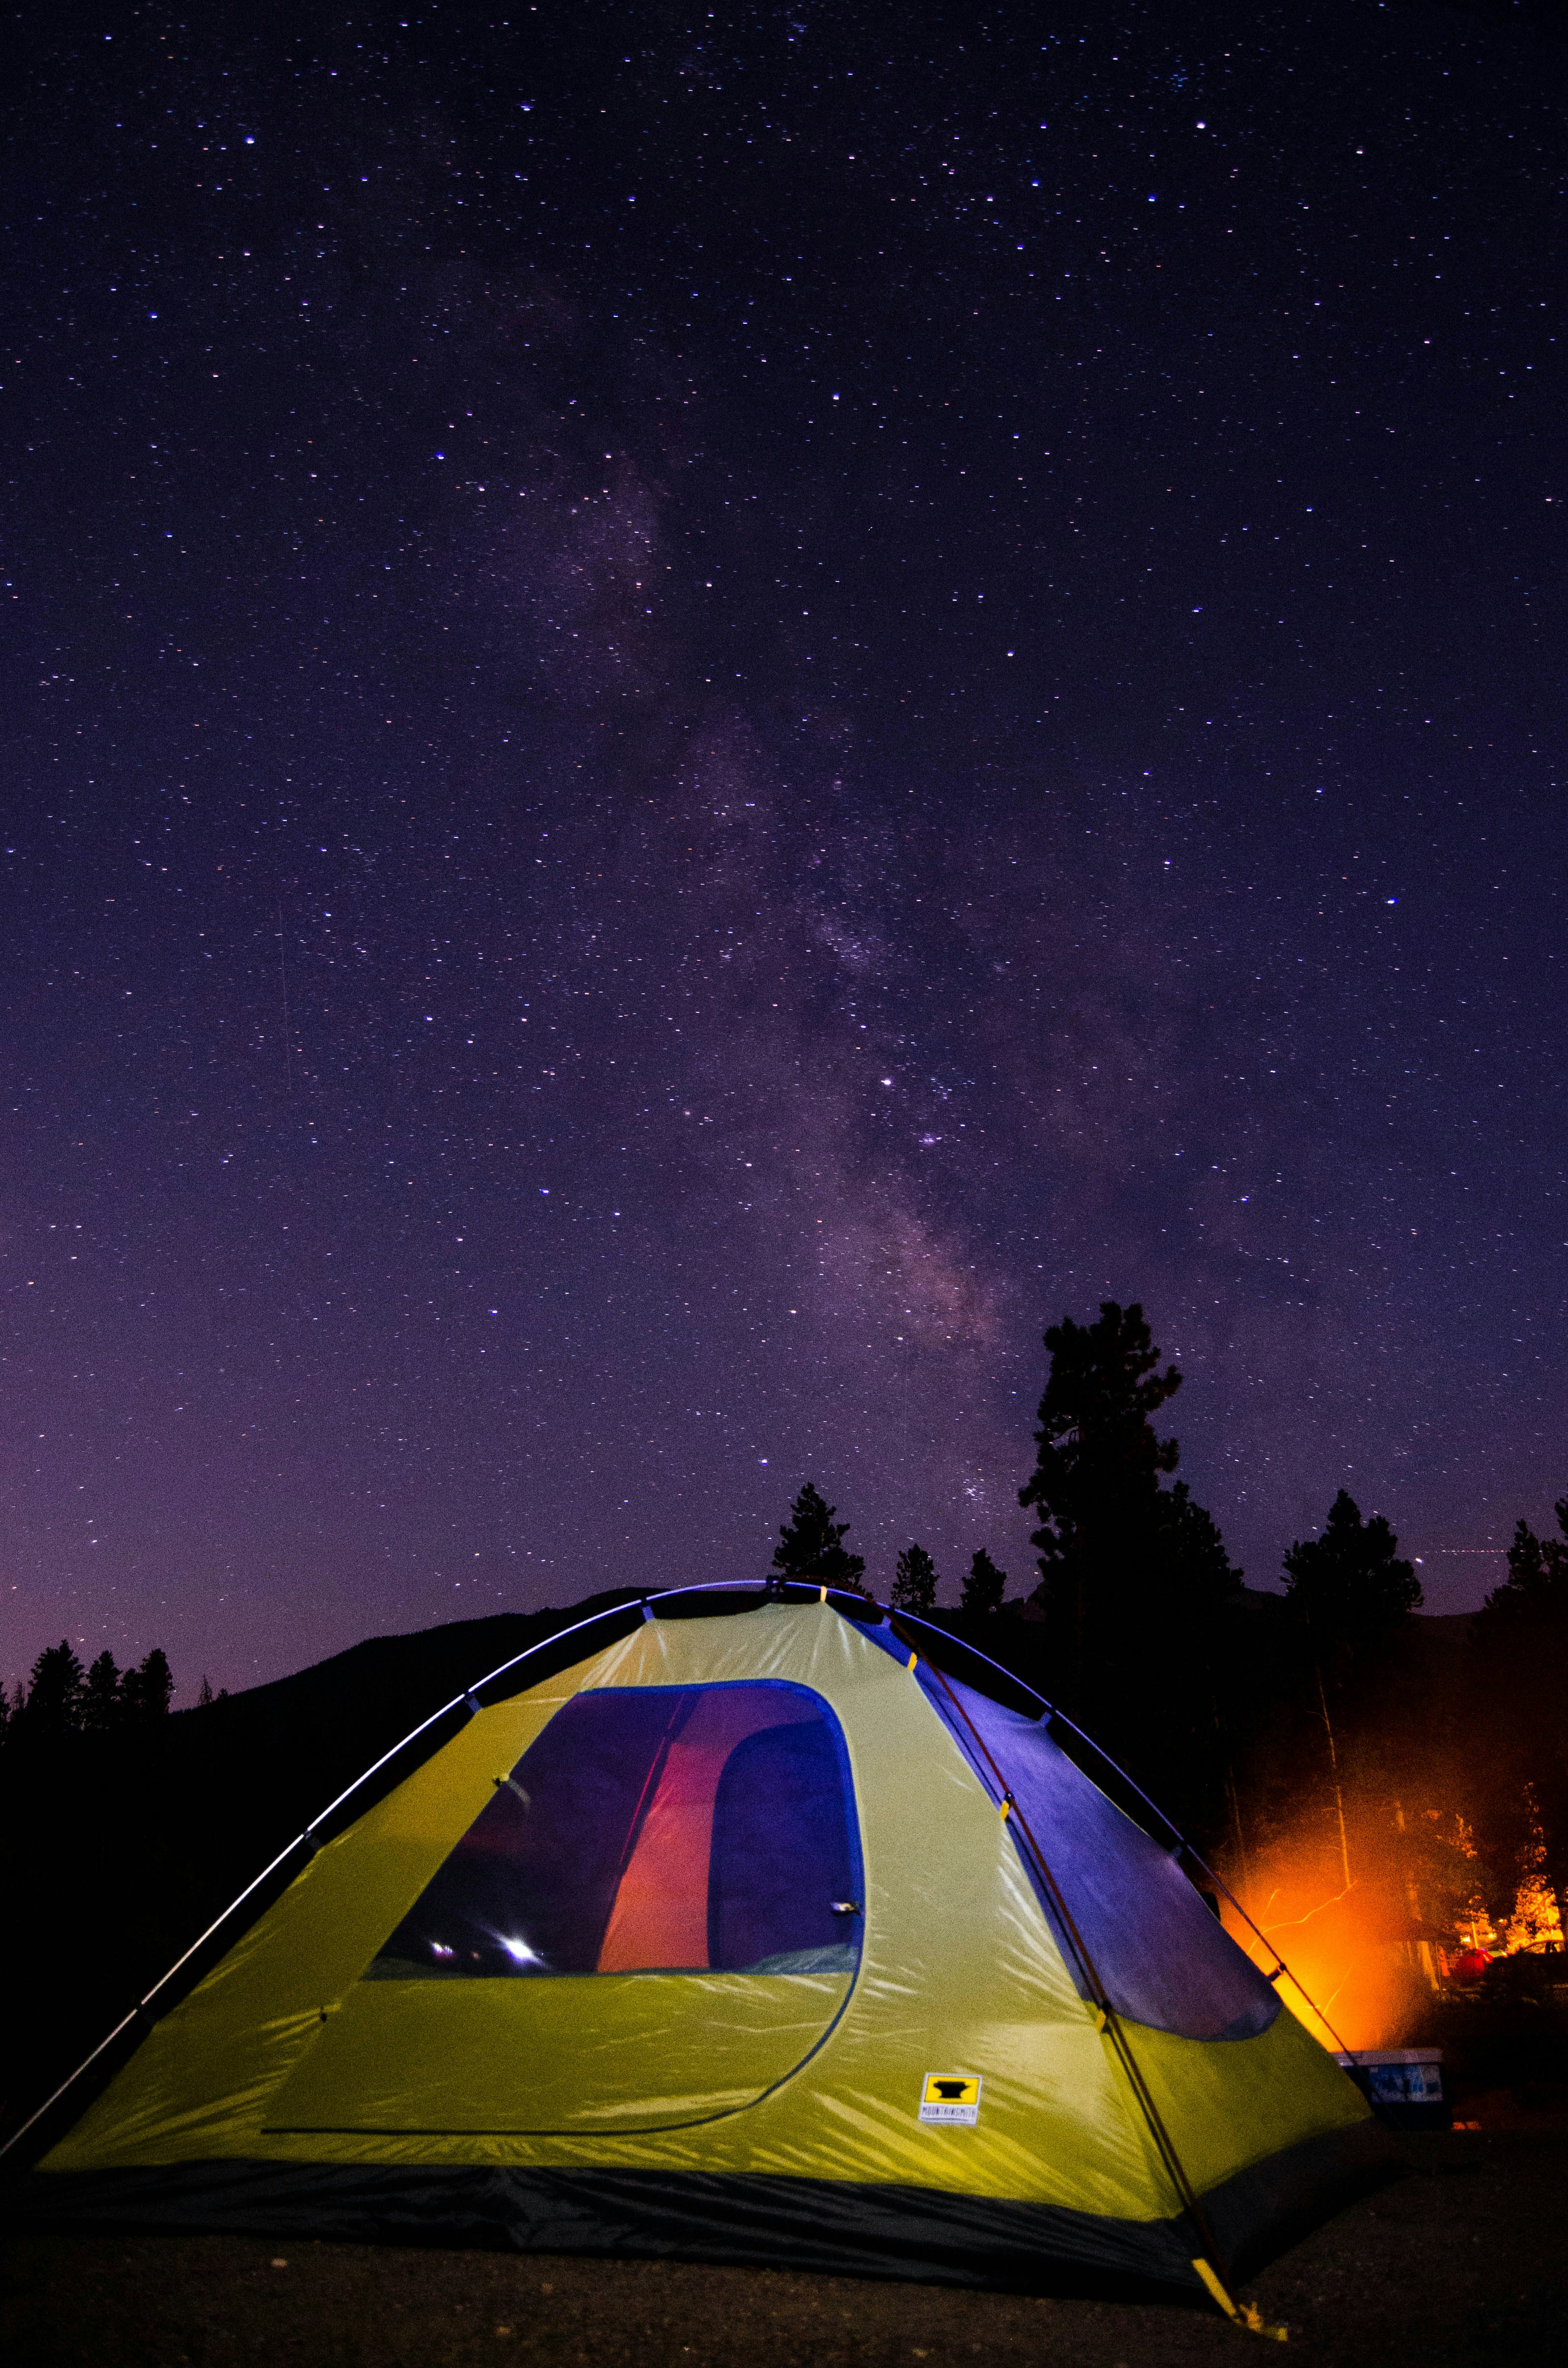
(921, 1669, 1279, 2042)
(708, 1720, 858, 1972)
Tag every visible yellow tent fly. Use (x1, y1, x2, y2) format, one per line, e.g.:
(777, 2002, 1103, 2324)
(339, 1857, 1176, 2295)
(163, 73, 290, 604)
(4, 1586, 1390, 2312)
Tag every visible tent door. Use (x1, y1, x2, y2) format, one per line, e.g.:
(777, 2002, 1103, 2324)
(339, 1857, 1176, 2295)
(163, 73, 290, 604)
(267, 1679, 863, 2136)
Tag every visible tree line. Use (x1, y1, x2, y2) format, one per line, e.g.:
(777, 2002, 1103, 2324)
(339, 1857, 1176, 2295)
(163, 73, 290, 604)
(768, 1478, 1008, 1617)
(0, 1640, 185, 1747)
(767, 1300, 1568, 1956)
(5, 1302, 1561, 1969)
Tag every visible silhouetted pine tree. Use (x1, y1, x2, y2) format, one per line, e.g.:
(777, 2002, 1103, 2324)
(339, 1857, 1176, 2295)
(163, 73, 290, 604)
(1018, 1302, 1242, 1840)
(82, 1651, 122, 1734)
(892, 1543, 938, 1614)
(121, 1647, 174, 1723)
(1019, 1301, 1182, 1695)
(1161, 1484, 1244, 1618)
(1283, 1490, 1422, 1650)
(1279, 1490, 1422, 1894)
(20, 1641, 86, 1740)
(960, 1548, 1007, 1617)
(770, 1483, 866, 1592)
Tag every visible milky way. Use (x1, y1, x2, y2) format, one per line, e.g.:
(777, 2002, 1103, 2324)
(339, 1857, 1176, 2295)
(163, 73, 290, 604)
(3, 4, 1565, 1691)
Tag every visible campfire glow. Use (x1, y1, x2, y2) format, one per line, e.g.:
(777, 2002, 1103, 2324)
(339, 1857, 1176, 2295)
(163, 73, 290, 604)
(1219, 1856, 1417, 2052)
(1217, 1786, 1564, 2049)
(1216, 1791, 1449, 2050)
(1498, 1849, 1565, 1957)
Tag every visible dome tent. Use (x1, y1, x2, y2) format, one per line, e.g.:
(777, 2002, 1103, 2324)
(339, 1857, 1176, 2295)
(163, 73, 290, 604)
(7, 1586, 1389, 2320)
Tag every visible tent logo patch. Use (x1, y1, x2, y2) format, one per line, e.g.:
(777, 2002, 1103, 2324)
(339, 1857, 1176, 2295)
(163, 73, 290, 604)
(919, 2072, 982, 2126)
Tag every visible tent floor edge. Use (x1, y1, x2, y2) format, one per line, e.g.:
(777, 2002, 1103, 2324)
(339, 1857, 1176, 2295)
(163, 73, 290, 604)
(1199, 2114, 1404, 2285)
(10, 2160, 1215, 2301)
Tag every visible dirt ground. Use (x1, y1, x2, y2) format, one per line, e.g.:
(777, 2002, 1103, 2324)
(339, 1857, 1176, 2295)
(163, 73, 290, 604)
(3, 2131, 1564, 2368)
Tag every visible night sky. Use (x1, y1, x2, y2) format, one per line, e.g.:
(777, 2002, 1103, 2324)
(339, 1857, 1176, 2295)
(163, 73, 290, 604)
(4, 2, 1566, 1698)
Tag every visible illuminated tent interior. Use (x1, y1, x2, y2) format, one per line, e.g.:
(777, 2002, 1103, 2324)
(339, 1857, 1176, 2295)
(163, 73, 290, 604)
(6, 1588, 1392, 2308)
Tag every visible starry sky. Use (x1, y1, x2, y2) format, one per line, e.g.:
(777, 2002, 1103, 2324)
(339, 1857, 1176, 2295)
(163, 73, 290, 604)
(3, 1, 1566, 1696)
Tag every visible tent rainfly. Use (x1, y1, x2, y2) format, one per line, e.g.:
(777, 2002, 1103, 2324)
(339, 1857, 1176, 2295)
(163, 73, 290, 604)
(5, 1587, 1391, 2324)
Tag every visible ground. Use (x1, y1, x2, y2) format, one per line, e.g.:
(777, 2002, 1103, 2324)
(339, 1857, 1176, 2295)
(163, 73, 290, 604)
(3, 2130, 1564, 2368)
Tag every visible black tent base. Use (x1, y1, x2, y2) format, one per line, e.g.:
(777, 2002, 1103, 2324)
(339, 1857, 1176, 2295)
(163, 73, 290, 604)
(1202, 2117, 1400, 2282)
(9, 2119, 1396, 2302)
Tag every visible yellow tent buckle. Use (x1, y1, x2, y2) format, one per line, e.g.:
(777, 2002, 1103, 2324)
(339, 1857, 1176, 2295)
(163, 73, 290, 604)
(1191, 2258, 1288, 2341)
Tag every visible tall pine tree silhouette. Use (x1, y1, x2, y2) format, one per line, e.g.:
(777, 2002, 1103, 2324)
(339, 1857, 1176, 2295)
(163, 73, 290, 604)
(1283, 1490, 1421, 1650)
(1019, 1302, 1241, 1838)
(1019, 1301, 1182, 1695)
(770, 1483, 866, 1591)
(82, 1651, 122, 1734)
(19, 1641, 86, 1740)
(121, 1647, 174, 1723)
(892, 1543, 938, 1614)
(1282, 1490, 1422, 1891)
(960, 1548, 1007, 1617)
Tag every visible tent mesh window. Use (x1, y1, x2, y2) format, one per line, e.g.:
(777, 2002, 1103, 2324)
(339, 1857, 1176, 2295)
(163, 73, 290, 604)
(919, 1669, 1281, 2043)
(370, 1682, 861, 1981)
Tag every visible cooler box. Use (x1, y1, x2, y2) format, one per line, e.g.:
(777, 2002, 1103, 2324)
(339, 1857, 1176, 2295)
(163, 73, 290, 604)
(1334, 2047, 1449, 2131)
